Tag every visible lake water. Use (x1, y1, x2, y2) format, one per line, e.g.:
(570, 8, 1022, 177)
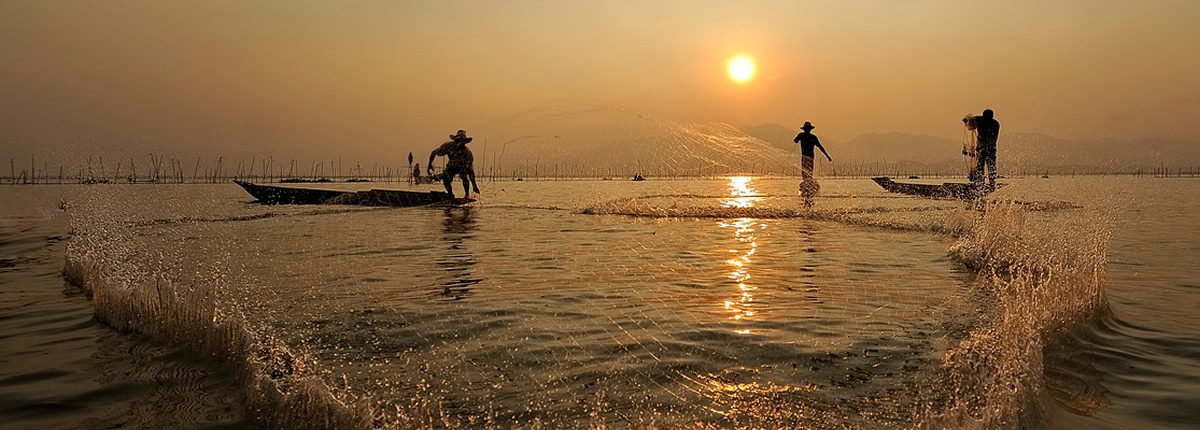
(1, 177, 1196, 429)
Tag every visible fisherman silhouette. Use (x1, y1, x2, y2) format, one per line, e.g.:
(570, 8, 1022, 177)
(972, 109, 1000, 190)
(428, 130, 481, 199)
(793, 121, 832, 205)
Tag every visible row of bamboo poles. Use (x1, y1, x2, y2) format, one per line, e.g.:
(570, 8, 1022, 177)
(4, 154, 1197, 185)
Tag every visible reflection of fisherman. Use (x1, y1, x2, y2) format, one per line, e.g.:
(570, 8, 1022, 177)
(428, 130, 480, 198)
(971, 109, 1000, 189)
(439, 207, 479, 300)
(793, 121, 832, 197)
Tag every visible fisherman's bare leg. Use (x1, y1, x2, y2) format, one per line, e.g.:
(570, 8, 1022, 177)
(985, 153, 997, 188)
(442, 174, 454, 197)
(460, 173, 470, 198)
(973, 156, 986, 184)
(467, 168, 480, 195)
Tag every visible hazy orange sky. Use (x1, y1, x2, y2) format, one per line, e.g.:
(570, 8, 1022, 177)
(2, 1, 1198, 164)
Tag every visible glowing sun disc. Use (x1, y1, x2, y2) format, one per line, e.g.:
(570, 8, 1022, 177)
(727, 56, 756, 84)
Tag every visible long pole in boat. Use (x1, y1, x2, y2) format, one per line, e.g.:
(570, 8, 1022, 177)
(9, 158, 14, 184)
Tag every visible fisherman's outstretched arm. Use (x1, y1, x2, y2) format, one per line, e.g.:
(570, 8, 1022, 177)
(816, 141, 832, 161)
(428, 141, 453, 172)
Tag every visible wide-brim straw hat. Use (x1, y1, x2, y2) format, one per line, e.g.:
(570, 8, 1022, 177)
(801, 122, 815, 131)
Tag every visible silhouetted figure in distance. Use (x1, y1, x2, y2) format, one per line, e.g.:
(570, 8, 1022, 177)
(428, 130, 480, 199)
(973, 109, 1000, 189)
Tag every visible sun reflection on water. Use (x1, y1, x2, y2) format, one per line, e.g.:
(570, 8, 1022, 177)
(722, 176, 761, 209)
(718, 177, 765, 334)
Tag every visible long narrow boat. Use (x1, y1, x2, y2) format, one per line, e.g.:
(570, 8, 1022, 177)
(871, 176, 995, 200)
(234, 181, 454, 207)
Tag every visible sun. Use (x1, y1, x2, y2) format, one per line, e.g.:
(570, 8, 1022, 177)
(727, 55, 756, 84)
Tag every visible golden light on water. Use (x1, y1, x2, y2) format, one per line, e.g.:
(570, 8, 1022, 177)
(722, 176, 761, 208)
(726, 55, 756, 84)
(719, 176, 764, 334)
(720, 218, 760, 331)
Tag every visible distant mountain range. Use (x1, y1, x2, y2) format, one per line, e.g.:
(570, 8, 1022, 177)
(747, 128, 1200, 175)
(464, 101, 1195, 178)
(470, 101, 795, 177)
(739, 123, 799, 153)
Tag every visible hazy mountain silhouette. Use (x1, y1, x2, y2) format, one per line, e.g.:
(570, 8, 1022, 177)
(833, 132, 1200, 174)
(739, 123, 798, 153)
(464, 101, 1197, 178)
(471, 100, 795, 177)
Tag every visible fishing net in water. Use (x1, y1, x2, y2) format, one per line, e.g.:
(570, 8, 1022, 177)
(53, 105, 1112, 428)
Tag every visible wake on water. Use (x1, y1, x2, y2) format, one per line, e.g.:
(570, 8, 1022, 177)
(59, 191, 1108, 429)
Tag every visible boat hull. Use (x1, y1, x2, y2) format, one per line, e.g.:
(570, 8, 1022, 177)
(234, 181, 454, 207)
(870, 177, 993, 200)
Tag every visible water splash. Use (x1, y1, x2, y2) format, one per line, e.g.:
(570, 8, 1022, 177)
(62, 216, 374, 429)
(50, 180, 1108, 428)
(916, 201, 1111, 428)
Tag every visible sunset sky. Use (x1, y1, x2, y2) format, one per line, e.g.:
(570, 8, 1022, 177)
(2, 1, 1198, 163)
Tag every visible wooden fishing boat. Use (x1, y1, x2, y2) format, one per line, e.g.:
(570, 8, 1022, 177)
(871, 177, 996, 200)
(335, 188, 458, 207)
(234, 181, 455, 207)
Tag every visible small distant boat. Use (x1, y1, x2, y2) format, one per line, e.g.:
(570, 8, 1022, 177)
(871, 177, 998, 200)
(632, 174, 646, 181)
(234, 181, 459, 207)
(412, 175, 441, 185)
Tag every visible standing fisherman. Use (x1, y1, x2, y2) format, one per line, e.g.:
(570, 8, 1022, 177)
(428, 130, 480, 199)
(971, 109, 1000, 190)
(793, 121, 832, 199)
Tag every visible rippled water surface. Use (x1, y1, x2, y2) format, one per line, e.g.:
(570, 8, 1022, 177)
(2, 177, 1197, 428)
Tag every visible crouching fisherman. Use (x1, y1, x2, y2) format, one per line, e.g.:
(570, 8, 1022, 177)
(428, 129, 481, 199)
